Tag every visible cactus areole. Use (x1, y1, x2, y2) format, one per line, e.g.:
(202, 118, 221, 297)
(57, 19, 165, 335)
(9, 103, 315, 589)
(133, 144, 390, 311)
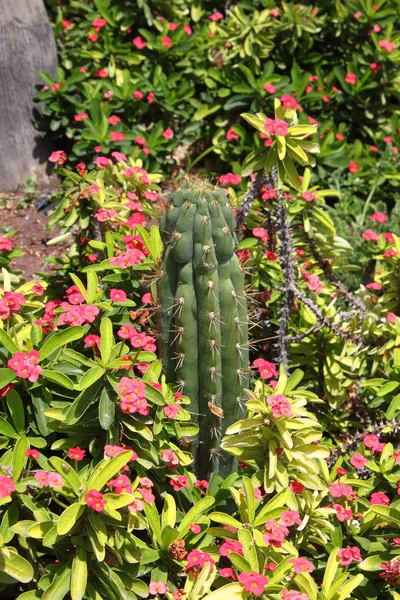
(159, 183, 249, 478)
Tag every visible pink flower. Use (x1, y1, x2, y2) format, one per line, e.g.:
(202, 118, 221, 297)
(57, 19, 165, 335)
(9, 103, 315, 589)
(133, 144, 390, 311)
(302, 191, 316, 202)
(189, 524, 201, 534)
(219, 173, 242, 185)
(162, 450, 179, 468)
(252, 227, 269, 243)
(110, 289, 127, 302)
(349, 160, 359, 173)
(111, 151, 127, 162)
(253, 358, 278, 380)
(147, 92, 155, 103)
(85, 489, 107, 512)
(161, 36, 172, 47)
(94, 156, 112, 168)
(362, 229, 380, 242)
(270, 8, 280, 17)
(370, 212, 388, 223)
(108, 115, 121, 126)
(263, 519, 289, 547)
(67, 447, 86, 461)
(333, 503, 353, 522)
(162, 128, 174, 140)
(289, 558, 314, 574)
(110, 131, 125, 142)
(170, 475, 190, 491)
(238, 571, 268, 596)
(226, 127, 239, 140)
(354, 11, 362, 19)
(0, 237, 12, 251)
(220, 540, 243, 557)
(149, 582, 168, 595)
(370, 492, 390, 506)
(280, 94, 298, 109)
(88, 33, 98, 42)
(8, 350, 42, 382)
(364, 433, 380, 450)
(329, 482, 353, 498)
(219, 568, 237, 580)
(264, 83, 276, 94)
(338, 547, 362, 566)
(280, 510, 301, 526)
(379, 40, 396, 52)
(74, 113, 89, 122)
(96, 69, 108, 78)
(208, 12, 223, 21)
(163, 403, 180, 419)
(370, 62, 381, 72)
(92, 18, 107, 30)
(48, 472, 63, 488)
(49, 150, 67, 165)
(336, 133, 345, 141)
(133, 36, 147, 49)
(128, 498, 144, 513)
(383, 248, 398, 257)
(133, 90, 144, 100)
(183, 25, 192, 35)
(267, 394, 292, 418)
(94, 208, 117, 222)
(366, 282, 382, 291)
(387, 312, 397, 323)
(281, 591, 309, 600)
(185, 550, 215, 573)
(350, 452, 368, 469)
(0, 475, 16, 498)
(26, 449, 40, 459)
(274, 119, 289, 136)
(345, 72, 357, 85)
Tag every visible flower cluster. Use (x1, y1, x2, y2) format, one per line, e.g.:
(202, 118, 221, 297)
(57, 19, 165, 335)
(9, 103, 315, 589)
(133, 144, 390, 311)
(267, 394, 292, 418)
(117, 377, 149, 415)
(8, 350, 42, 382)
(264, 117, 289, 137)
(0, 475, 16, 498)
(34, 471, 63, 487)
(184, 549, 215, 573)
(0, 291, 25, 320)
(85, 489, 107, 512)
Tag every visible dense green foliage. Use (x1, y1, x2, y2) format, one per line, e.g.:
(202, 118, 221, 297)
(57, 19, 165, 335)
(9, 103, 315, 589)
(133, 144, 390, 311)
(0, 1, 399, 599)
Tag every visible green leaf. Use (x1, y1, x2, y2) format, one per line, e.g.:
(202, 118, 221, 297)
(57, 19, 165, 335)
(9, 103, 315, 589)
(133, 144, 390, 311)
(0, 368, 15, 389)
(64, 380, 102, 425)
(87, 450, 133, 491)
(6, 390, 25, 434)
(161, 494, 177, 530)
(242, 477, 255, 524)
(41, 370, 74, 389)
(322, 548, 340, 594)
(71, 546, 88, 600)
(42, 565, 71, 600)
(40, 327, 84, 360)
(144, 501, 162, 544)
(335, 574, 364, 600)
(359, 555, 388, 571)
(57, 503, 85, 535)
(99, 388, 115, 430)
(99, 318, 114, 365)
(0, 417, 18, 439)
(282, 155, 301, 188)
(12, 437, 29, 482)
(0, 329, 18, 354)
(205, 583, 247, 600)
(178, 496, 215, 536)
(77, 366, 105, 391)
(0, 547, 34, 583)
(49, 457, 82, 493)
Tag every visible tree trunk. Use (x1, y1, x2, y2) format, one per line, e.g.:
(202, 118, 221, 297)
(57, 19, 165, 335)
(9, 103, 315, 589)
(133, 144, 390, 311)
(0, 0, 58, 193)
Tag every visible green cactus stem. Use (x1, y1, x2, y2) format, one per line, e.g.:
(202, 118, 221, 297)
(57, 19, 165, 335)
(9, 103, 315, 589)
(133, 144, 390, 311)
(159, 182, 249, 478)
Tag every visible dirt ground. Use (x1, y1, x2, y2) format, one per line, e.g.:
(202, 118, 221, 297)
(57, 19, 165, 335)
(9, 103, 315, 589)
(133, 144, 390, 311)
(0, 193, 65, 281)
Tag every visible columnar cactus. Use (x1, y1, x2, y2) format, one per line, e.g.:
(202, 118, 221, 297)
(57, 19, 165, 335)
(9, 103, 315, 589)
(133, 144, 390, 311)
(159, 182, 249, 478)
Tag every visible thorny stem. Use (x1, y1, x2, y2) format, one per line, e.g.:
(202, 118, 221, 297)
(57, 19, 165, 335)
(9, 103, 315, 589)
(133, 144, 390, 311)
(274, 171, 296, 373)
(236, 175, 267, 238)
(327, 419, 400, 467)
(306, 236, 366, 313)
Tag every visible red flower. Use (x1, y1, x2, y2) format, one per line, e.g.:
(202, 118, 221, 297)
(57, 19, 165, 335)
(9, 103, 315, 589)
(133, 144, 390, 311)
(161, 36, 172, 47)
(208, 12, 223, 21)
(49, 150, 67, 165)
(345, 72, 356, 84)
(370, 212, 387, 223)
(67, 447, 86, 461)
(133, 36, 147, 49)
(85, 489, 107, 512)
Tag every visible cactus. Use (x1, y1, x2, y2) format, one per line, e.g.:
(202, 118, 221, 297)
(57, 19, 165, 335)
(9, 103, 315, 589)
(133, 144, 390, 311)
(159, 182, 249, 478)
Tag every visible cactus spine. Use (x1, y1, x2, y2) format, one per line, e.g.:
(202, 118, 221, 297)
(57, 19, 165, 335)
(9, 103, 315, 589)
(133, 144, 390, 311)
(159, 182, 249, 478)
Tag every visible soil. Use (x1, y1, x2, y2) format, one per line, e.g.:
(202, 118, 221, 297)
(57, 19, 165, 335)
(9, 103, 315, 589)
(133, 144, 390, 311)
(0, 192, 68, 281)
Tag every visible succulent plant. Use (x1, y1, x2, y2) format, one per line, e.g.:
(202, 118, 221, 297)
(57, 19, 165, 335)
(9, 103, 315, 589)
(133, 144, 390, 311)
(159, 182, 249, 478)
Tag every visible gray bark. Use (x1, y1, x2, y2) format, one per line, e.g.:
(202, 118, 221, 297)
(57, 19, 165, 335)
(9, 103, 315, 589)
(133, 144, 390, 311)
(0, 0, 58, 192)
